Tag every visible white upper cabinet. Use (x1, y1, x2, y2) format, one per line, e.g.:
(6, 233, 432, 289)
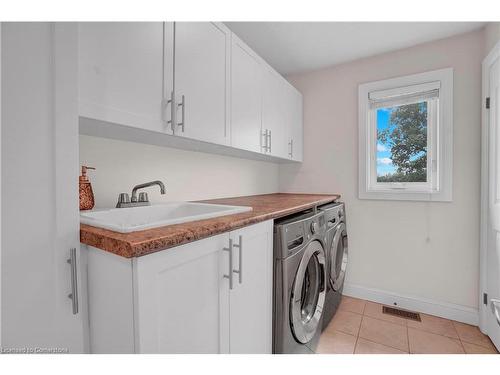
(230, 34, 263, 153)
(78, 22, 172, 133)
(230, 34, 303, 160)
(173, 22, 230, 145)
(262, 67, 289, 159)
(286, 86, 304, 161)
(78, 22, 302, 162)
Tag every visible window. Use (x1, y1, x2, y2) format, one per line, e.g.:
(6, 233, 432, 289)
(358, 68, 453, 201)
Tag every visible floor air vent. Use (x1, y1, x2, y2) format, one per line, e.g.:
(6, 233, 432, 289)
(382, 306, 421, 322)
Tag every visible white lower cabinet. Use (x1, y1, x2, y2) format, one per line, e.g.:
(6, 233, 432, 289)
(135, 232, 230, 353)
(228, 224, 273, 353)
(85, 220, 273, 354)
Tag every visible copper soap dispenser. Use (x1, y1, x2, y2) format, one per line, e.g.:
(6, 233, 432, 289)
(79, 165, 96, 211)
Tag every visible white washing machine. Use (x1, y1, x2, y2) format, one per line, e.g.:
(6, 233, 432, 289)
(318, 202, 348, 330)
(273, 210, 327, 353)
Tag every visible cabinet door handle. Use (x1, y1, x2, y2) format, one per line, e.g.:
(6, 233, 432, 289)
(165, 91, 176, 133)
(492, 298, 500, 326)
(67, 248, 79, 315)
(232, 235, 243, 284)
(262, 129, 268, 152)
(223, 238, 234, 290)
(177, 94, 185, 133)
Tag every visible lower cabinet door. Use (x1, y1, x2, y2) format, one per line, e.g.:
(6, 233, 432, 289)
(228, 220, 273, 353)
(134, 233, 230, 353)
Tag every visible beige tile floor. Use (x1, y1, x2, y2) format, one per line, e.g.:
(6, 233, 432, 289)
(317, 296, 499, 354)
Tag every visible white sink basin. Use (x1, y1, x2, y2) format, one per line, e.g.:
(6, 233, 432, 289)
(80, 202, 252, 233)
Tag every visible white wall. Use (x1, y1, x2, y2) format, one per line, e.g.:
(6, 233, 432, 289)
(79, 135, 280, 208)
(280, 29, 484, 312)
(484, 22, 500, 56)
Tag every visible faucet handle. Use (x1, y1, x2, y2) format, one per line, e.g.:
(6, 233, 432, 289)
(138, 192, 149, 203)
(117, 193, 130, 206)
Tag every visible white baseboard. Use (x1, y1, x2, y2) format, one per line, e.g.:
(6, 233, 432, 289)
(343, 283, 479, 326)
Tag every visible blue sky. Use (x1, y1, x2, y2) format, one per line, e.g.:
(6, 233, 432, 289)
(376, 108, 396, 176)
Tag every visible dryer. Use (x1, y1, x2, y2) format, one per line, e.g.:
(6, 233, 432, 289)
(318, 202, 348, 330)
(273, 210, 327, 354)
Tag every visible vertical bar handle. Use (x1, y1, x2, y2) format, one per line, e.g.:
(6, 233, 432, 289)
(262, 129, 268, 152)
(165, 91, 176, 133)
(177, 94, 185, 133)
(232, 235, 243, 284)
(223, 238, 234, 290)
(67, 248, 78, 315)
(492, 298, 500, 326)
(268, 130, 272, 153)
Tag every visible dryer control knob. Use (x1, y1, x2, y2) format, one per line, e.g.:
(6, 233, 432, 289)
(310, 222, 318, 234)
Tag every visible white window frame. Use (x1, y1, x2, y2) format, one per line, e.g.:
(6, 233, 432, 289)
(358, 68, 453, 202)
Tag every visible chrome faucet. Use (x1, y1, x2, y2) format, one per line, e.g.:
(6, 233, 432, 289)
(116, 180, 166, 208)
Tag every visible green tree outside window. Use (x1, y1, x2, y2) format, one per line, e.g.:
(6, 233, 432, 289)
(377, 102, 428, 183)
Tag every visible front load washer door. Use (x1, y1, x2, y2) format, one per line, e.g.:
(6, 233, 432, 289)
(290, 240, 326, 344)
(330, 222, 348, 292)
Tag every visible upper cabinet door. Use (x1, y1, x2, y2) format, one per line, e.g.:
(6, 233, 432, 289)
(287, 86, 304, 162)
(293, 89, 304, 161)
(230, 35, 263, 153)
(228, 221, 273, 354)
(174, 22, 230, 145)
(78, 22, 171, 133)
(262, 67, 288, 158)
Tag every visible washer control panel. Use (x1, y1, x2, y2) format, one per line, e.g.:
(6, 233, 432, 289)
(285, 224, 305, 252)
(276, 210, 326, 257)
(310, 222, 318, 234)
(306, 214, 324, 238)
(318, 202, 345, 227)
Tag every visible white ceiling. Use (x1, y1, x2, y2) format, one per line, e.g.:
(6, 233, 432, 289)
(225, 22, 486, 75)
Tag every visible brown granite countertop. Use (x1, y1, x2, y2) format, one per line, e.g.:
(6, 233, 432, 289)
(80, 193, 340, 258)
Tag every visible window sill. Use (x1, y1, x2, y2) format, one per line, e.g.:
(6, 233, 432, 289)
(359, 189, 452, 202)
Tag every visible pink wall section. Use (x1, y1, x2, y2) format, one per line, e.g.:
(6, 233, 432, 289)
(484, 23, 500, 56)
(280, 29, 485, 310)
